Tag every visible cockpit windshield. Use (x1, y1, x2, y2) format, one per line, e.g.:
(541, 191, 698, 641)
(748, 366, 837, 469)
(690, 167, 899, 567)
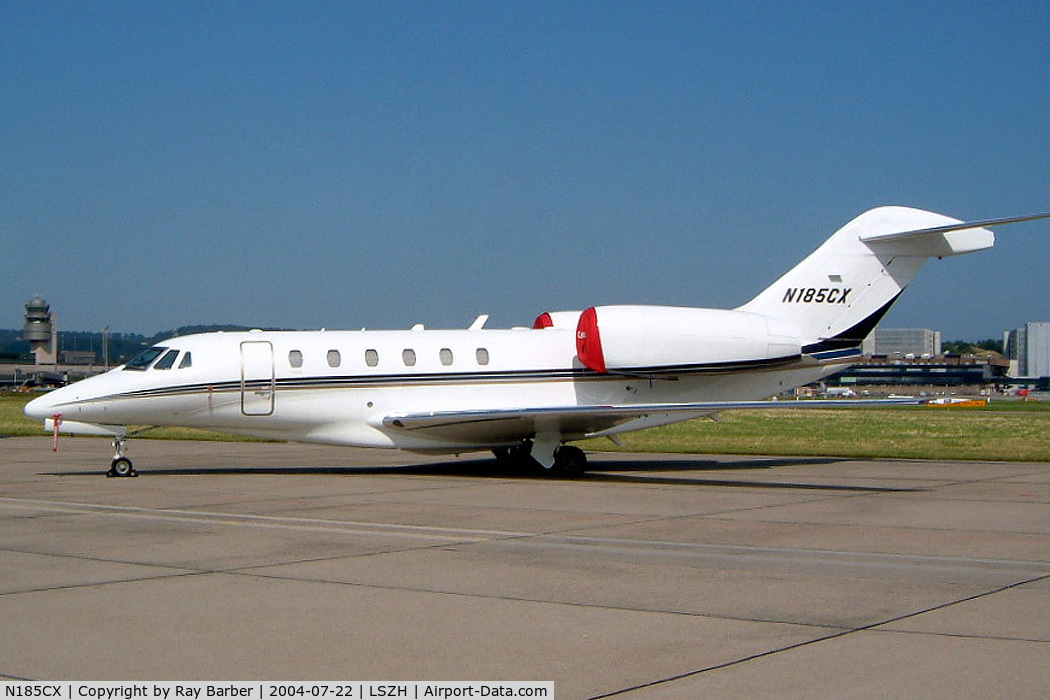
(124, 346, 168, 371)
(153, 349, 180, 370)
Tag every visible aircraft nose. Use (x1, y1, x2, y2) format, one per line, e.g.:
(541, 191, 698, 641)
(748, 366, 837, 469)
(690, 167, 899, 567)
(24, 391, 61, 420)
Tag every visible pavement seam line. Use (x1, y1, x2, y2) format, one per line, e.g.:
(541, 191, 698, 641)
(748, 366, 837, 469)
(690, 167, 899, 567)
(587, 573, 1050, 699)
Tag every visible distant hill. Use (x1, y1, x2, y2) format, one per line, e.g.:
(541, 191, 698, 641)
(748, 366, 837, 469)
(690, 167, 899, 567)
(942, 338, 1005, 356)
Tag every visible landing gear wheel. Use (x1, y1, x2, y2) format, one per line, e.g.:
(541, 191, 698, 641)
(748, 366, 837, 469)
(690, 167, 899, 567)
(107, 436, 137, 477)
(493, 441, 535, 473)
(551, 445, 588, 478)
(108, 457, 137, 478)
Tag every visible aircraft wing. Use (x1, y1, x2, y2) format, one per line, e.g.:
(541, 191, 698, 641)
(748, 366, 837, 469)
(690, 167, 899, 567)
(376, 398, 919, 446)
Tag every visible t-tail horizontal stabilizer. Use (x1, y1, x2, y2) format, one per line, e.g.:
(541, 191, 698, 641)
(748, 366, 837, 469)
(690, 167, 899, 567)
(859, 211, 1050, 244)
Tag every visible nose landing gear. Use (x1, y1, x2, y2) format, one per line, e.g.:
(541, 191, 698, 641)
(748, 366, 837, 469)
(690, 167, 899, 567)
(106, 437, 137, 478)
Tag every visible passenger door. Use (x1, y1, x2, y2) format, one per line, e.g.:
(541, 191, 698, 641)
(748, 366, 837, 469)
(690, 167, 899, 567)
(240, 341, 275, 416)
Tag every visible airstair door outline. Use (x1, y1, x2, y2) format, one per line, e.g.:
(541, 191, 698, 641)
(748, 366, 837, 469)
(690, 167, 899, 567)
(240, 341, 275, 416)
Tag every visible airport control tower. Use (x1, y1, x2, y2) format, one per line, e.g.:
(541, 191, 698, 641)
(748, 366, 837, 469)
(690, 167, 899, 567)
(24, 296, 57, 365)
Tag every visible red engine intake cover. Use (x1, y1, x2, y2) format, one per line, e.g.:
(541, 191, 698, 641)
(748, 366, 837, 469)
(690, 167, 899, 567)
(576, 307, 607, 373)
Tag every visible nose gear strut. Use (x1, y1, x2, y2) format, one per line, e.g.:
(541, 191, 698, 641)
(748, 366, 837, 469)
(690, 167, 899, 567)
(107, 436, 137, 477)
(104, 426, 162, 477)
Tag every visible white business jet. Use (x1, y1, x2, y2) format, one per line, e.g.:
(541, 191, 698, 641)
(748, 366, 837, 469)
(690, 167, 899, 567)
(25, 206, 1049, 477)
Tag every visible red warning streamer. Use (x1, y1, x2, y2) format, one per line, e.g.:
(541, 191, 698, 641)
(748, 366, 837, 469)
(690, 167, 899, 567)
(51, 413, 62, 452)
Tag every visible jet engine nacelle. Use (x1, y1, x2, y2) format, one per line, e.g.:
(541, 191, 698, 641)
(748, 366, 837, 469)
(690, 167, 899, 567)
(575, 305, 801, 373)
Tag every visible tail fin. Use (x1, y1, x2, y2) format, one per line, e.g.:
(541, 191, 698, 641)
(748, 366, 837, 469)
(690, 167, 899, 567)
(738, 206, 1020, 356)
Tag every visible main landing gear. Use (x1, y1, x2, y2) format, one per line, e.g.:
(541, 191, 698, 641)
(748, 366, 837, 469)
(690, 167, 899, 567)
(106, 436, 137, 478)
(551, 445, 588, 478)
(493, 441, 589, 478)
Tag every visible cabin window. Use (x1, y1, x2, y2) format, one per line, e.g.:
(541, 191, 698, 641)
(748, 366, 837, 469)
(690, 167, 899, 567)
(153, 349, 180, 370)
(439, 348, 453, 366)
(124, 346, 167, 371)
(289, 350, 303, 368)
(476, 348, 489, 365)
(365, 349, 379, 367)
(178, 352, 193, 369)
(402, 349, 416, 367)
(327, 349, 341, 368)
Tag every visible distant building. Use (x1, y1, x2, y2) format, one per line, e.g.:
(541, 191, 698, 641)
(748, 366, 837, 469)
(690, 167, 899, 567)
(1004, 322, 1050, 378)
(862, 328, 941, 357)
(59, 350, 97, 365)
(24, 296, 57, 365)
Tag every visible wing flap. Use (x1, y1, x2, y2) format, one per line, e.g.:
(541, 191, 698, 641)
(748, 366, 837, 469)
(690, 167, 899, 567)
(377, 406, 641, 445)
(376, 398, 919, 446)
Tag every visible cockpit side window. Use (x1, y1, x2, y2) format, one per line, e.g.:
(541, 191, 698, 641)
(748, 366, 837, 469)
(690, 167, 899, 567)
(178, 352, 192, 369)
(154, 349, 180, 370)
(124, 346, 168, 371)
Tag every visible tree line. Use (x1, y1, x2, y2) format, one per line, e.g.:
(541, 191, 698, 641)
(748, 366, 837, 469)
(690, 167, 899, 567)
(941, 338, 1004, 355)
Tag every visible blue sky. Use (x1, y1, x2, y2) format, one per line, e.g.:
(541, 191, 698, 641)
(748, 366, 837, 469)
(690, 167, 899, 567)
(2, 2, 1048, 339)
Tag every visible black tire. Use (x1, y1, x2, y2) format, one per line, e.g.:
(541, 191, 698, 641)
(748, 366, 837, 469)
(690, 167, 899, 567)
(494, 443, 538, 474)
(110, 457, 135, 477)
(551, 445, 588, 478)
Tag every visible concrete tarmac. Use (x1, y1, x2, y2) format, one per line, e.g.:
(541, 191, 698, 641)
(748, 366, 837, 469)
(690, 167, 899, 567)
(1, 437, 1048, 698)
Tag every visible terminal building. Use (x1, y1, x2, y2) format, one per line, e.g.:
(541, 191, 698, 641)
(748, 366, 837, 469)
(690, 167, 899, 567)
(824, 354, 1009, 391)
(826, 327, 1012, 393)
(825, 324, 1050, 393)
